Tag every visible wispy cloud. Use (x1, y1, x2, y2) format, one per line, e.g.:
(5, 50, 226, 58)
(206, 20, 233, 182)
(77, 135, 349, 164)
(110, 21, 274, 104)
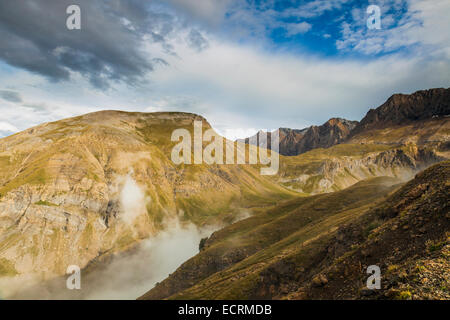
(285, 22, 313, 36)
(281, 0, 350, 19)
(336, 0, 450, 56)
(0, 90, 22, 103)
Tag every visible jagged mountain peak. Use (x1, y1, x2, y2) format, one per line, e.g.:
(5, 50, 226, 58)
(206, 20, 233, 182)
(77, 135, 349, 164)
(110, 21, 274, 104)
(325, 117, 358, 127)
(352, 88, 450, 133)
(241, 118, 358, 156)
(347, 88, 450, 145)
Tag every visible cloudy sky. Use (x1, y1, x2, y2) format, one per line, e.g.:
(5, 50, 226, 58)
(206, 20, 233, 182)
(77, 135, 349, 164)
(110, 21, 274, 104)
(0, 0, 449, 139)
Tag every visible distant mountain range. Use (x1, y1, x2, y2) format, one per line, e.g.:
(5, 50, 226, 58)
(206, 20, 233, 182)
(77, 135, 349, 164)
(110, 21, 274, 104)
(241, 88, 450, 155)
(240, 118, 358, 156)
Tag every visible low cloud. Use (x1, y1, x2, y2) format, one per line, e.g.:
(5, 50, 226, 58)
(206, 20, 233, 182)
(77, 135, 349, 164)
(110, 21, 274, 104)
(119, 175, 149, 226)
(3, 219, 218, 300)
(81, 220, 215, 300)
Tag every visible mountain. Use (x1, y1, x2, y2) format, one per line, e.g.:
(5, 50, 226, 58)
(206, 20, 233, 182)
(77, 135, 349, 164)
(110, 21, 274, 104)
(266, 88, 450, 194)
(140, 161, 449, 300)
(293, 118, 358, 155)
(239, 128, 307, 156)
(241, 118, 358, 156)
(347, 88, 450, 145)
(354, 88, 450, 130)
(0, 111, 295, 280)
(243, 88, 449, 156)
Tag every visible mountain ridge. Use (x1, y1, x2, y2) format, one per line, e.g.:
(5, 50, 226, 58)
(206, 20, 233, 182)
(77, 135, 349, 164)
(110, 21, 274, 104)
(241, 88, 450, 154)
(350, 88, 450, 135)
(240, 118, 358, 156)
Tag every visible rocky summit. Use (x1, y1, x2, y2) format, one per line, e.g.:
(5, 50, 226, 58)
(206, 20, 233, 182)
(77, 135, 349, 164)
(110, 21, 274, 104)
(347, 88, 450, 144)
(241, 118, 358, 156)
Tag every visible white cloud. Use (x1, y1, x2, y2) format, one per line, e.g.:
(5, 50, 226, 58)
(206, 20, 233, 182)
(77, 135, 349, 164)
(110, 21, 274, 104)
(119, 175, 149, 226)
(0, 121, 18, 132)
(281, 0, 350, 19)
(1, 30, 449, 138)
(336, 0, 450, 56)
(285, 22, 313, 36)
(216, 127, 260, 141)
(145, 36, 449, 131)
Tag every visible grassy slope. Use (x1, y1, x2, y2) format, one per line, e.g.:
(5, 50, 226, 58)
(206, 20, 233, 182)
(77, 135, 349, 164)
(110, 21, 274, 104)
(140, 175, 402, 299)
(279, 143, 394, 175)
(141, 161, 449, 300)
(299, 160, 450, 300)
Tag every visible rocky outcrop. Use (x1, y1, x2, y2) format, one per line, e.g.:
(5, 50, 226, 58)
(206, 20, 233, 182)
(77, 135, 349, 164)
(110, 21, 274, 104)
(278, 144, 446, 194)
(278, 128, 309, 156)
(293, 118, 358, 155)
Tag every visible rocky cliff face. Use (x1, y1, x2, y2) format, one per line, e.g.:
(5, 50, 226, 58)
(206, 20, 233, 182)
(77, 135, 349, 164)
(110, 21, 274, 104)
(277, 143, 446, 195)
(355, 88, 449, 129)
(293, 118, 358, 155)
(242, 118, 358, 156)
(243, 89, 450, 155)
(277, 128, 309, 156)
